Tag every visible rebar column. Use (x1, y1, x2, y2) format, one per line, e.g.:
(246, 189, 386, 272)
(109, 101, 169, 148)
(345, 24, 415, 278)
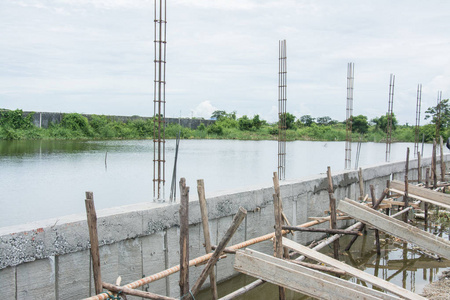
(345, 62, 354, 170)
(414, 84, 422, 158)
(153, 0, 167, 201)
(278, 40, 287, 181)
(435, 91, 442, 139)
(385, 74, 395, 162)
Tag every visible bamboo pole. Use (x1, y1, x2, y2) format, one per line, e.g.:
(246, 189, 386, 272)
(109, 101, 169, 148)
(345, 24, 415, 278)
(327, 166, 339, 259)
(179, 178, 189, 296)
(102, 282, 176, 300)
(186, 207, 247, 300)
(85, 191, 102, 295)
(369, 185, 381, 255)
(385, 180, 391, 216)
(404, 148, 410, 223)
(282, 226, 362, 235)
(197, 179, 218, 300)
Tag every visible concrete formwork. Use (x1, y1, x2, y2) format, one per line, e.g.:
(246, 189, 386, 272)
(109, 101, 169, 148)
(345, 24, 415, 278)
(0, 155, 448, 299)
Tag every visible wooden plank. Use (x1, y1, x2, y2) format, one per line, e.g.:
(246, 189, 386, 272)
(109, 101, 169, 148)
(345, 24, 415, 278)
(389, 187, 450, 210)
(282, 238, 425, 300)
(338, 199, 450, 260)
(197, 179, 218, 300)
(234, 248, 400, 300)
(390, 180, 450, 207)
(282, 226, 361, 235)
(85, 191, 102, 295)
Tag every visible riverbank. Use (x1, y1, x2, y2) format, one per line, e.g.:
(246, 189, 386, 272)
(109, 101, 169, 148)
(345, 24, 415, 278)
(422, 270, 450, 299)
(0, 109, 431, 143)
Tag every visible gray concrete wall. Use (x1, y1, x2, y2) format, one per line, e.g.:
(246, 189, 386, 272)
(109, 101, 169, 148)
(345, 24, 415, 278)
(0, 155, 448, 299)
(21, 111, 215, 129)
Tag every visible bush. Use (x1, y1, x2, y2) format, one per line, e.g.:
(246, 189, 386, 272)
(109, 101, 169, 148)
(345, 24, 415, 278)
(207, 124, 224, 135)
(0, 109, 34, 130)
(61, 113, 92, 136)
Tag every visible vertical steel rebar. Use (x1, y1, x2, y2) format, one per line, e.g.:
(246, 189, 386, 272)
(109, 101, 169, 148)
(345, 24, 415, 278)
(435, 91, 442, 139)
(345, 62, 354, 170)
(278, 40, 287, 181)
(153, 0, 167, 201)
(414, 84, 422, 158)
(386, 74, 395, 162)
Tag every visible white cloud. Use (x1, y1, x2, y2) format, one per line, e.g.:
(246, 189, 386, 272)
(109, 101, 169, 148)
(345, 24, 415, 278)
(192, 101, 217, 119)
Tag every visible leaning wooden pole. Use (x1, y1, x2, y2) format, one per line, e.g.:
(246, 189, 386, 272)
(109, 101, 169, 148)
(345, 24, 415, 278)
(327, 167, 339, 259)
(418, 151, 422, 183)
(404, 148, 410, 223)
(85, 191, 103, 295)
(186, 207, 247, 300)
(179, 178, 190, 297)
(197, 179, 218, 300)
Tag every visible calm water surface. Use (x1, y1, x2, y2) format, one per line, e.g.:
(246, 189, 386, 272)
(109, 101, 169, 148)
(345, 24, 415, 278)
(0, 139, 435, 227)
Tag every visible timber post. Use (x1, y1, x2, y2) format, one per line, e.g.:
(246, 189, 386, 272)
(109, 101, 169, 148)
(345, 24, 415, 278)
(179, 178, 190, 297)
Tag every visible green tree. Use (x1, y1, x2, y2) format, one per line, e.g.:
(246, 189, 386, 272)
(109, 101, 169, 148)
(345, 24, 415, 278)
(211, 110, 227, 120)
(299, 115, 315, 127)
(252, 114, 262, 129)
(316, 116, 336, 126)
(371, 113, 397, 132)
(425, 99, 450, 137)
(351, 115, 369, 134)
(238, 115, 253, 131)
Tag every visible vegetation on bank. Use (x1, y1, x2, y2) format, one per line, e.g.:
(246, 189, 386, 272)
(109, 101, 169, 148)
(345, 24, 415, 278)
(0, 100, 449, 142)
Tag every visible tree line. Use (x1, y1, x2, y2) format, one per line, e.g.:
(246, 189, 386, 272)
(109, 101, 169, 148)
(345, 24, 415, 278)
(0, 99, 448, 142)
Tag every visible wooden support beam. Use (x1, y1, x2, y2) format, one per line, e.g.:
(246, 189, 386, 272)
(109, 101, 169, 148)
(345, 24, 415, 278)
(369, 185, 381, 255)
(308, 215, 352, 221)
(404, 147, 410, 223)
(390, 180, 450, 210)
(327, 166, 339, 259)
(432, 139, 437, 188)
(417, 151, 422, 182)
(179, 178, 190, 297)
(272, 172, 286, 300)
(281, 226, 361, 236)
(187, 207, 247, 299)
(425, 168, 430, 224)
(102, 282, 176, 300)
(85, 191, 102, 295)
(440, 136, 446, 182)
(358, 167, 364, 200)
(338, 199, 450, 260)
(234, 248, 401, 300)
(282, 238, 426, 300)
(197, 179, 218, 300)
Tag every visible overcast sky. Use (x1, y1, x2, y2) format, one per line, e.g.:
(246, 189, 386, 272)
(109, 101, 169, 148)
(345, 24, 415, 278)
(1, 0, 449, 124)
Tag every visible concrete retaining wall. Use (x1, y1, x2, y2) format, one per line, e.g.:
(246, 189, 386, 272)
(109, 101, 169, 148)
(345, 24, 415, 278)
(0, 155, 448, 299)
(21, 111, 215, 129)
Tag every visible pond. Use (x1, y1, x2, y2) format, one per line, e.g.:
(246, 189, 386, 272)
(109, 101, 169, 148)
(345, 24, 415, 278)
(0, 139, 435, 227)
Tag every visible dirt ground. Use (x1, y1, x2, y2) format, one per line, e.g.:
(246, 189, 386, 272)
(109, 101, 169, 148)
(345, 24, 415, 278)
(422, 269, 450, 299)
